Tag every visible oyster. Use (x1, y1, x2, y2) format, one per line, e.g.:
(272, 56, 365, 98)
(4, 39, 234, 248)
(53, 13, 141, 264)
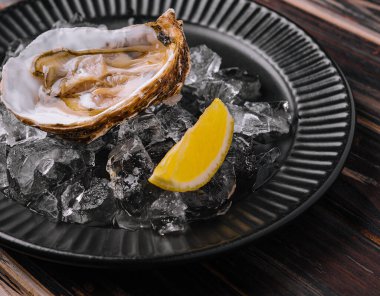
(0, 9, 190, 142)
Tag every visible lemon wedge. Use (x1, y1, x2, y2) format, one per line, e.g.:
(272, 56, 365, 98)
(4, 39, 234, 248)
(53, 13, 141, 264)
(148, 98, 234, 192)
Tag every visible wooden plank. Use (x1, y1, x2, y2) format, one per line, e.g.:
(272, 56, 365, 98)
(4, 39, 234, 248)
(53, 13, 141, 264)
(283, 0, 380, 45)
(0, 248, 53, 296)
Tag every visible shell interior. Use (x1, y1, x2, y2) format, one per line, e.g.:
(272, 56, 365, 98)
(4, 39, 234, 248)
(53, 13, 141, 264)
(1, 25, 174, 125)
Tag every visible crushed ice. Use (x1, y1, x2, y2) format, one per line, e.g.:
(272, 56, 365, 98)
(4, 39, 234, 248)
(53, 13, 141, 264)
(0, 43, 291, 235)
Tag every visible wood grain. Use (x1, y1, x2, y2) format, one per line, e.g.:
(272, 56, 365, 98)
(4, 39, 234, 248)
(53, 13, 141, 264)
(0, 0, 379, 295)
(0, 249, 53, 295)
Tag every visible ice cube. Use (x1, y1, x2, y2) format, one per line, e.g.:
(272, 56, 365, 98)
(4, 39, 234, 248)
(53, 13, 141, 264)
(228, 132, 281, 182)
(227, 104, 271, 136)
(29, 192, 59, 220)
(0, 105, 47, 146)
(115, 121, 131, 141)
(82, 136, 107, 152)
(114, 210, 151, 231)
(244, 102, 272, 114)
(227, 135, 254, 175)
(76, 179, 113, 211)
(7, 138, 91, 199)
(0, 143, 8, 189)
(254, 147, 281, 168)
(227, 104, 290, 137)
(127, 113, 166, 147)
(115, 180, 189, 235)
(180, 86, 203, 116)
(0, 117, 7, 143)
(268, 116, 290, 135)
(29, 192, 59, 221)
(61, 178, 116, 225)
(216, 67, 261, 101)
(146, 138, 175, 165)
(149, 192, 188, 235)
(0, 104, 46, 146)
(268, 101, 292, 134)
(186, 45, 222, 85)
(246, 100, 291, 115)
(118, 181, 151, 216)
(183, 63, 261, 110)
(194, 79, 242, 111)
(181, 161, 236, 219)
(252, 147, 281, 191)
(106, 134, 154, 200)
(60, 182, 85, 217)
(156, 105, 196, 142)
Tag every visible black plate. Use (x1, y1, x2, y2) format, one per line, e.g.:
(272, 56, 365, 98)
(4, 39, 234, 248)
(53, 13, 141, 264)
(0, 0, 354, 267)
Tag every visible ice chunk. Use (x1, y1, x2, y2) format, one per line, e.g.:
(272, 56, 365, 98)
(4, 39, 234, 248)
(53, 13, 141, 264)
(227, 104, 271, 136)
(0, 121, 7, 143)
(228, 134, 281, 181)
(252, 147, 281, 190)
(116, 120, 134, 143)
(114, 210, 151, 231)
(181, 161, 236, 219)
(268, 116, 290, 135)
(215, 67, 261, 101)
(149, 192, 188, 235)
(193, 79, 241, 111)
(60, 182, 85, 217)
(127, 113, 166, 147)
(245, 100, 290, 116)
(267, 101, 292, 134)
(116, 182, 189, 235)
(75, 180, 113, 211)
(186, 45, 222, 85)
(179, 86, 203, 116)
(146, 138, 175, 165)
(244, 102, 272, 114)
(61, 178, 116, 225)
(156, 105, 196, 142)
(82, 136, 107, 152)
(116, 182, 163, 229)
(0, 105, 47, 146)
(118, 182, 153, 217)
(150, 193, 187, 217)
(106, 134, 154, 200)
(7, 138, 91, 200)
(227, 103, 290, 136)
(29, 192, 59, 221)
(227, 135, 254, 175)
(184, 63, 261, 111)
(254, 147, 281, 168)
(0, 143, 8, 189)
(117, 121, 132, 141)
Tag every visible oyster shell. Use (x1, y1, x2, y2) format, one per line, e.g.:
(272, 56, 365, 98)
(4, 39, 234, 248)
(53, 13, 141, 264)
(0, 9, 190, 142)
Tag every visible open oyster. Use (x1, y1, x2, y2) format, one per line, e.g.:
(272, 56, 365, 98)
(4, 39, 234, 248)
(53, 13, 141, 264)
(0, 9, 190, 142)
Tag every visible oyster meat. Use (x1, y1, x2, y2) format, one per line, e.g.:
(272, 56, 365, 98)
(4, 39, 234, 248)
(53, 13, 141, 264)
(0, 9, 190, 142)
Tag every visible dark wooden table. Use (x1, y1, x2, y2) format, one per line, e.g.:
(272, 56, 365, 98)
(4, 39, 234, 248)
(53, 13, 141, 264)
(0, 0, 379, 295)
